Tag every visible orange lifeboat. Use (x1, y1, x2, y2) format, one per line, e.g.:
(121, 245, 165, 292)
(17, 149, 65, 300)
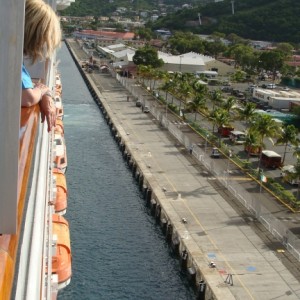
(54, 133, 67, 174)
(54, 94, 64, 120)
(52, 214, 72, 290)
(55, 74, 62, 95)
(53, 168, 68, 215)
(55, 119, 64, 136)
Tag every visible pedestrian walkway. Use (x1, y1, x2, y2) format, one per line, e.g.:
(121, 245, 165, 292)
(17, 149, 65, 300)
(67, 39, 300, 300)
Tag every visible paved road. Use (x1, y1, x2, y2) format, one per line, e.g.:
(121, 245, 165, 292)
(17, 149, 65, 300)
(142, 78, 300, 198)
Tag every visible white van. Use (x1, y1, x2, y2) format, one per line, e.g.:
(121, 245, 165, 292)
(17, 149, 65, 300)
(266, 83, 276, 89)
(195, 70, 218, 78)
(281, 165, 298, 185)
(229, 131, 246, 144)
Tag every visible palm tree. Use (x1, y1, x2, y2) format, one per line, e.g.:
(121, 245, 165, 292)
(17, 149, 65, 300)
(210, 89, 223, 110)
(186, 95, 207, 121)
(250, 114, 282, 147)
(186, 79, 208, 120)
(237, 102, 257, 129)
(276, 124, 299, 164)
(222, 96, 236, 113)
(249, 114, 282, 168)
(158, 75, 174, 105)
(137, 65, 152, 85)
(244, 130, 261, 161)
(210, 108, 231, 145)
(282, 159, 300, 201)
(150, 69, 165, 91)
(172, 73, 194, 117)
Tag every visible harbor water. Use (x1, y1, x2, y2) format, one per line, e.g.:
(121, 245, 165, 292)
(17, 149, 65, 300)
(57, 43, 195, 300)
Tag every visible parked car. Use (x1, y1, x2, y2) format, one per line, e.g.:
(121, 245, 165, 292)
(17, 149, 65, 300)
(211, 147, 220, 158)
(266, 83, 277, 89)
(136, 99, 142, 107)
(229, 131, 246, 144)
(143, 105, 150, 113)
(221, 86, 233, 93)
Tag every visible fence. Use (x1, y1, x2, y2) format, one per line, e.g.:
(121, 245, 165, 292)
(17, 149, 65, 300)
(116, 74, 300, 261)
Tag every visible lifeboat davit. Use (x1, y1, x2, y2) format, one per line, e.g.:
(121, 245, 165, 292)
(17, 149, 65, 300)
(54, 133, 67, 174)
(53, 168, 67, 215)
(52, 214, 72, 290)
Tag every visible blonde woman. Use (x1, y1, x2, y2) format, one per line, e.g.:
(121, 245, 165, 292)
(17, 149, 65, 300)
(21, 0, 62, 132)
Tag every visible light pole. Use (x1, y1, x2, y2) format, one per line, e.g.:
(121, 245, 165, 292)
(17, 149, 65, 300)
(204, 134, 209, 153)
(166, 79, 172, 119)
(227, 150, 233, 184)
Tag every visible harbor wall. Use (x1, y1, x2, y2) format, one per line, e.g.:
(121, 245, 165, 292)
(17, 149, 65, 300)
(64, 39, 236, 300)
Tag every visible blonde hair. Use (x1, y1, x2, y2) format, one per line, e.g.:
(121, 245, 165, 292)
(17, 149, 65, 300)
(24, 0, 62, 63)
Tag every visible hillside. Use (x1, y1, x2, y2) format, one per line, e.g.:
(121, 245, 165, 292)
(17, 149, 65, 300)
(61, 0, 165, 16)
(151, 0, 300, 43)
(61, 0, 300, 43)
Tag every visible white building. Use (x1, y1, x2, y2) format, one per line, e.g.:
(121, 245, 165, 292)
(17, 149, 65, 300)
(158, 51, 213, 73)
(253, 88, 300, 110)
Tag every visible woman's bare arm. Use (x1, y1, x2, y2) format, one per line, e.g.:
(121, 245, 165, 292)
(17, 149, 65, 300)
(21, 84, 56, 131)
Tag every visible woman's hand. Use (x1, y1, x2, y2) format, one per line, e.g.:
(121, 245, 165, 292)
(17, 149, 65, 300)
(39, 94, 56, 132)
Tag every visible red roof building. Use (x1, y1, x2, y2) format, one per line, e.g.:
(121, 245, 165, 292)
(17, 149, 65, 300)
(74, 30, 135, 41)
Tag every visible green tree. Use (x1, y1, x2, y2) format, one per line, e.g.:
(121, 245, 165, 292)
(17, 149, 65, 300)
(205, 41, 227, 59)
(228, 44, 254, 68)
(133, 46, 164, 68)
(158, 75, 174, 104)
(276, 124, 299, 164)
(186, 97, 206, 121)
(249, 114, 282, 167)
(135, 28, 153, 41)
(150, 69, 166, 90)
(187, 80, 208, 121)
(244, 131, 261, 161)
(176, 76, 193, 117)
(167, 31, 205, 54)
(137, 65, 152, 85)
(209, 89, 223, 110)
(259, 50, 286, 81)
(237, 102, 257, 129)
(276, 43, 294, 57)
(282, 159, 300, 200)
(210, 108, 231, 144)
(222, 96, 236, 113)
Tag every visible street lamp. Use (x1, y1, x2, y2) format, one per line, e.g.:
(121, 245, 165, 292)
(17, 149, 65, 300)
(166, 79, 172, 119)
(204, 134, 209, 153)
(226, 149, 233, 183)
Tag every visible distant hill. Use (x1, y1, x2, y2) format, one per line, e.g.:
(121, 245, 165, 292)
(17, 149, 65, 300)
(61, 0, 174, 17)
(61, 0, 300, 43)
(151, 0, 300, 43)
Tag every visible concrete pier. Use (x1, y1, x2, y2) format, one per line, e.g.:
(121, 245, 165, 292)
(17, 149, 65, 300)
(65, 39, 300, 300)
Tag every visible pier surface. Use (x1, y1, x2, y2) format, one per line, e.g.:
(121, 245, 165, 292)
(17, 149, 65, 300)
(67, 39, 300, 300)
